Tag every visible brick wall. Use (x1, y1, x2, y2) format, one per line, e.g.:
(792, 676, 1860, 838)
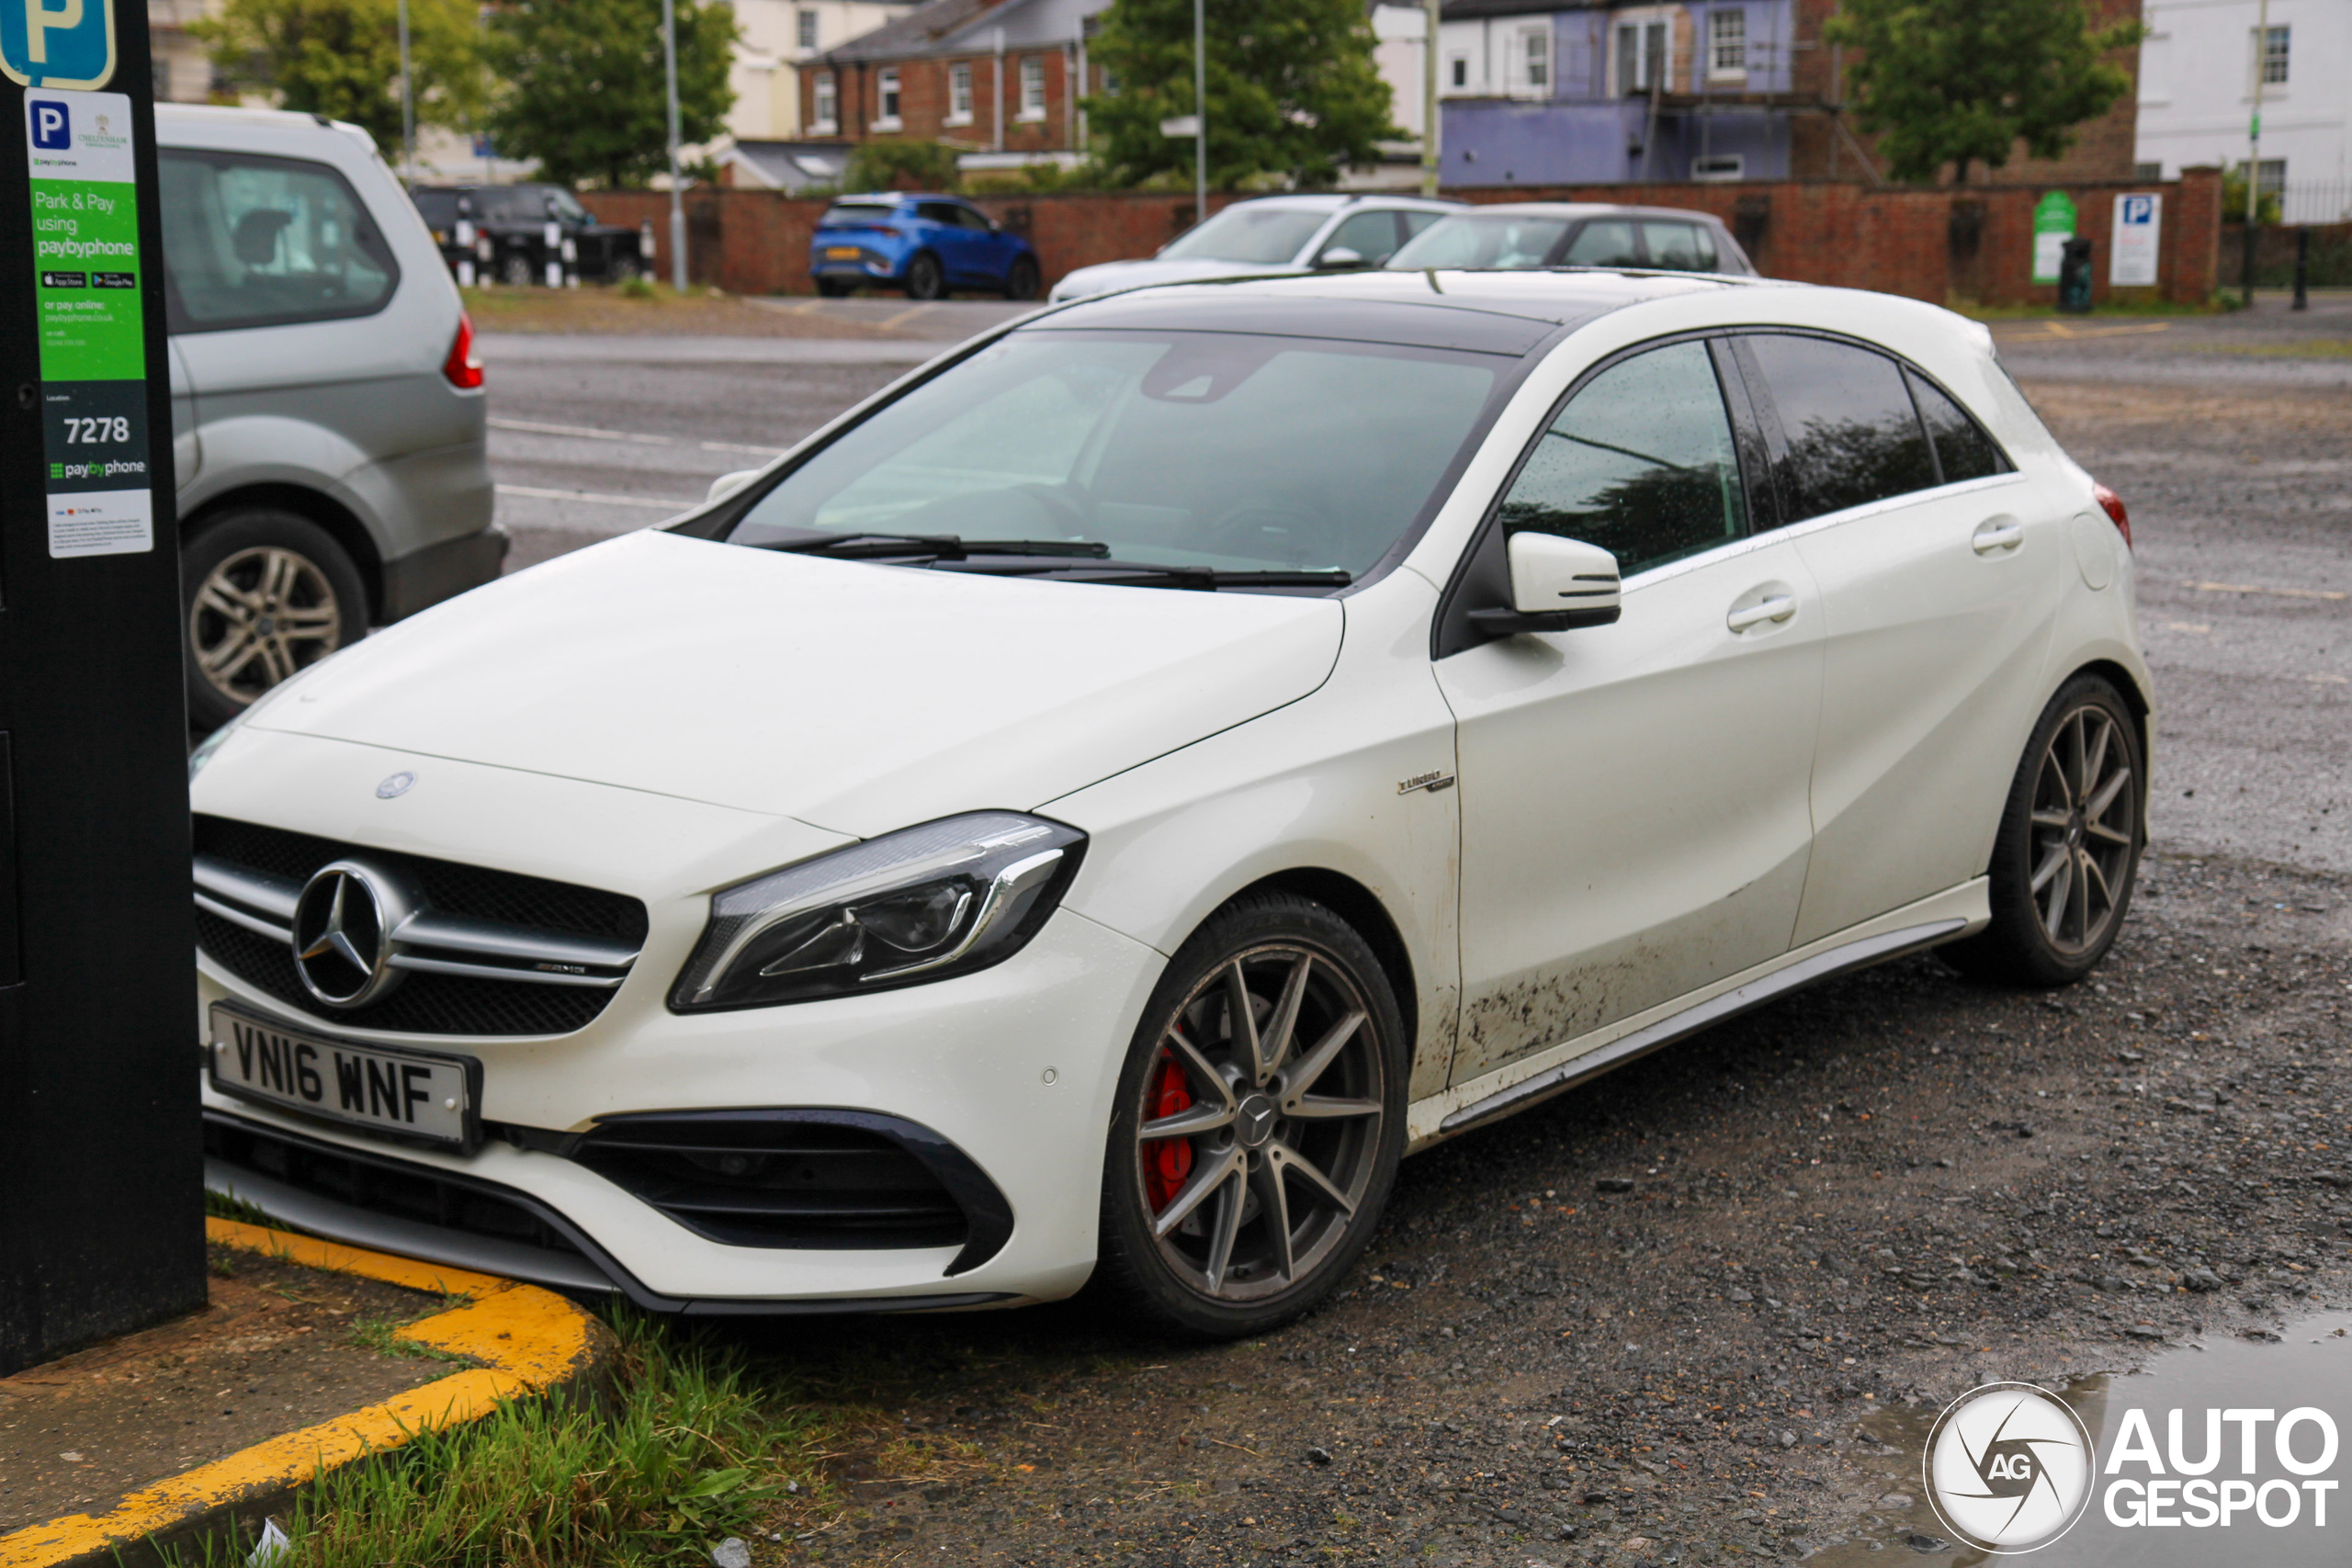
(583, 170, 2222, 307)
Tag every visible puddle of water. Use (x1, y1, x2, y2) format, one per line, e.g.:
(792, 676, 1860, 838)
(1812, 1312, 2352, 1565)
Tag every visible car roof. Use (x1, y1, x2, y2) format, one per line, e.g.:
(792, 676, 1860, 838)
(1215, 193, 1464, 213)
(1438, 202, 1733, 224)
(1027, 268, 1766, 355)
(830, 191, 968, 204)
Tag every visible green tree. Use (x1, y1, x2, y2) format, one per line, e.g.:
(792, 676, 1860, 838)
(1083, 0, 1396, 190)
(483, 0, 737, 189)
(843, 140, 963, 193)
(1824, 0, 2146, 185)
(195, 0, 486, 156)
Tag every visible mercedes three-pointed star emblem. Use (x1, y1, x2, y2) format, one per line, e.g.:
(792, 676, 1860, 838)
(291, 859, 417, 1009)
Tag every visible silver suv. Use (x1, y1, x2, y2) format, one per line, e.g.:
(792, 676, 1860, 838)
(159, 105, 500, 728)
(1046, 193, 1464, 302)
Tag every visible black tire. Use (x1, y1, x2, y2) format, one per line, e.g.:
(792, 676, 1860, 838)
(1002, 254, 1040, 302)
(815, 276, 855, 298)
(1943, 675, 2144, 987)
(180, 508, 368, 732)
(1095, 892, 1408, 1340)
(902, 251, 947, 301)
(501, 252, 535, 288)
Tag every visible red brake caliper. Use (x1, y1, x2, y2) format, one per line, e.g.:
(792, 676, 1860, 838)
(1142, 1052, 1194, 1212)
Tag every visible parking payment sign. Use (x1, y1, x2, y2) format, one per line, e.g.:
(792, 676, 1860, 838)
(22, 85, 153, 558)
(2110, 192, 2162, 288)
(1, 0, 117, 90)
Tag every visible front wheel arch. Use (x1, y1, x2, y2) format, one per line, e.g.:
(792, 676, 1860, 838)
(1226, 868, 1418, 1066)
(182, 482, 384, 624)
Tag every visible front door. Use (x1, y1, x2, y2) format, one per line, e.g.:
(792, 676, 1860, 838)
(1438, 337, 1824, 1087)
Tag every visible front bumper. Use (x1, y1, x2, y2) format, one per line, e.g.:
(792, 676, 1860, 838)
(198, 900, 1165, 1309)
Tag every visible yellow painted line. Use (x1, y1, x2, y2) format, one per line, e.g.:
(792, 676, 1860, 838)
(2184, 579, 2349, 602)
(0, 1220, 608, 1568)
(1993, 320, 2175, 341)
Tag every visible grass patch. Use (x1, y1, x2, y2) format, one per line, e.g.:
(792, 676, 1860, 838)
(165, 1314, 863, 1568)
(203, 1187, 279, 1228)
(347, 1314, 474, 1365)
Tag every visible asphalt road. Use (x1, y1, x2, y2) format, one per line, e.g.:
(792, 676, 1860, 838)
(464, 298, 2352, 1563)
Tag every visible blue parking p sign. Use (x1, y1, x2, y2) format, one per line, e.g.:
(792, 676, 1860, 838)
(1, 0, 117, 92)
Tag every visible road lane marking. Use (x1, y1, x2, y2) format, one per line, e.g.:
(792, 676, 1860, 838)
(490, 416, 781, 457)
(1994, 321, 2175, 341)
(2184, 580, 2348, 601)
(496, 483, 694, 508)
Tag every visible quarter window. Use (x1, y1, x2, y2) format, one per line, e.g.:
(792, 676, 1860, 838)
(1638, 220, 1716, 271)
(1744, 334, 1936, 522)
(1905, 369, 2010, 484)
(159, 150, 399, 332)
(1498, 340, 1747, 576)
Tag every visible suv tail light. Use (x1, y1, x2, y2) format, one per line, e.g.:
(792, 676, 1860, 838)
(2091, 481, 2130, 550)
(443, 312, 484, 390)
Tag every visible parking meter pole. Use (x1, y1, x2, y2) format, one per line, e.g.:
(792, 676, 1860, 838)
(2291, 226, 2308, 311)
(0, 0, 209, 1376)
(1419, 0, 1439, 198)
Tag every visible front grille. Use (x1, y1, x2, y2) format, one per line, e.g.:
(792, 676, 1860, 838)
(574, 1113, 969, 1251)
(194, 815, 649, 1037)
(206, 1114, 591, 1262)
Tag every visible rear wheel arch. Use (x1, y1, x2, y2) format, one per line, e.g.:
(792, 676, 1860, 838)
(183, 483, 385, 624)
(2073, 658, 2153, 818)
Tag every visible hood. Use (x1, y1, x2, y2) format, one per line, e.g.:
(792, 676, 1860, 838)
(250, 530, 1344, 838)
(1054, 257, 1308, 299)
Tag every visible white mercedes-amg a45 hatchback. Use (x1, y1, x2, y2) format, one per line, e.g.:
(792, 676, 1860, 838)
(193, 269, 2150, 1337)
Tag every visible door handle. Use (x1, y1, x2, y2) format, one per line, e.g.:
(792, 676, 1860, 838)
(1726, 594, 1796, 632)
(1973, 521, 2026, 554)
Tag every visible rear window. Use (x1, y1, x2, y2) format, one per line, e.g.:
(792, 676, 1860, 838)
(160, 150, 400, 333)
(820, 201, 901, 228)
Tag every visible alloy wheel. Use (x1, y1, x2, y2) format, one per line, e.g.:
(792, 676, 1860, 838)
(189, 545, 344, 706)
(2026, 702, 2136, 954)
(1135, 942, 1385, 1303)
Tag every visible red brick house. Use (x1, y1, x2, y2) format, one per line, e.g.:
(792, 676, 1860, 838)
(798, 0, 1108, 157)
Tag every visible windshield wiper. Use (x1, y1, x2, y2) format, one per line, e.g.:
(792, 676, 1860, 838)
(1044, 562, 1353, 591)
(753, 532, 1112, 561)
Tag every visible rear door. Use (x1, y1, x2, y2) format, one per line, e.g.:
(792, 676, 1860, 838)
(915, 201, 982, 284)
(1731, 332, 2064, 945)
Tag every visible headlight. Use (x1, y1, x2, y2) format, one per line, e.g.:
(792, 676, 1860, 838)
(669, 812, 1086, 1011)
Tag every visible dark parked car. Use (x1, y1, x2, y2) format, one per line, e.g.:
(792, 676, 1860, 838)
(810, 192, 1040, 300)
(410, 184, 650, 286)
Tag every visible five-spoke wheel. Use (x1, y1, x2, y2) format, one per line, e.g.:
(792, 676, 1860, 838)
(1099, 894, 1406, 1337)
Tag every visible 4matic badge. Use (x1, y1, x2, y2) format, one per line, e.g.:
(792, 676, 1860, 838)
(1925, 1382, 2096, 1553)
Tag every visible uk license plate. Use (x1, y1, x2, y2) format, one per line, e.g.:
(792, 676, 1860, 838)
(825, 246, 860, 259)
(207, 1004, 479, 1152)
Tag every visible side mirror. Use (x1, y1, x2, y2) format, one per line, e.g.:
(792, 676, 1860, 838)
(707, 469, 762, 504)
(1312, 246, 1366, 271)
(1467, 533, 1622, 638)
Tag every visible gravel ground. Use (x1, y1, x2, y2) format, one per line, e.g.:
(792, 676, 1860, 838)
(680, 304, 2352, 1567)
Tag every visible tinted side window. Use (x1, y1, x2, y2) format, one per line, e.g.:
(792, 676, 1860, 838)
(1322, 209, 1405, 265)
(1561, 220, 1640, 266)
(915, 201, 963, 226)
(160, 151, 400, 333)
(1498, 340, 1748, 575)
(1639, 220, 1716, 272)
(1905, 368, 2010, 483)
(1746, 334, 1935, 522)
(1399, 209, 1445, 240)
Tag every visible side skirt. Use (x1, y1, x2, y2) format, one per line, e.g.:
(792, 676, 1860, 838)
(1406, 879, 1988, 1150)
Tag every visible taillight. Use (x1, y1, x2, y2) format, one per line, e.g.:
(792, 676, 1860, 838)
(2092, 481, 2130, 550)
(443, 312, 484, 390)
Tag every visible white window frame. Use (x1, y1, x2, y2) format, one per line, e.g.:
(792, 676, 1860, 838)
(945, 62, 973, 126)
(875, 66, 902, 130)
(1510, 23, 1550, 96)
(1611, 8, 1676, 96)
(1017, 55, 1047, 121)
(797, 7, 818, 52)
(1707, 8, 1746, 80)
(810, 70, 837, 133)
(1447, 52, 1470, 92)
(2254, 23, 2289, 89)
(1690, 152, 1744, 182)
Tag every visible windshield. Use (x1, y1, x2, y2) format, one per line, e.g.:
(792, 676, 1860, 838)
(1159, 207, 1329, 265)
(725, 330, 1506, 577)
(1388, 213, 1576, 270)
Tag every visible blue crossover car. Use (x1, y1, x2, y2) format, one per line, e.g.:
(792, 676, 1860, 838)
(810, 192, 1042, 301)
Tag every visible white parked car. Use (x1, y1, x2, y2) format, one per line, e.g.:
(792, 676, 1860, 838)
(1046, 192, 1462, 302)
(192, 270, 2150, 1337)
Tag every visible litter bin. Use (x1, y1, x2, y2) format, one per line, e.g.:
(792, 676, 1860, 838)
(2057, 236, 2094, 314)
